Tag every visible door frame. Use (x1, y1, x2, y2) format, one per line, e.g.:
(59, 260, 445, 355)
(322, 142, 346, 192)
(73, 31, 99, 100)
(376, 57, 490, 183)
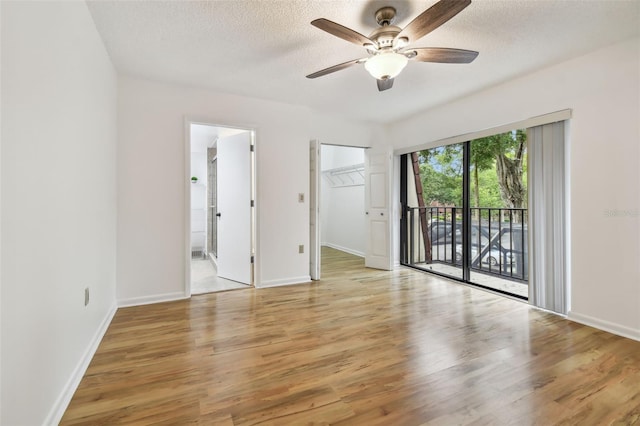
(184, 118, 258, 296)
(309, 142, 378, 278)
(309, 140, 321, 280)
(398, 141, 530, 300)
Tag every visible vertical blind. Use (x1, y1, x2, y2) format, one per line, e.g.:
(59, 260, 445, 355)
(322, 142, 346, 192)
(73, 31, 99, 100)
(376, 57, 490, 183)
(528, 121, 567, 314)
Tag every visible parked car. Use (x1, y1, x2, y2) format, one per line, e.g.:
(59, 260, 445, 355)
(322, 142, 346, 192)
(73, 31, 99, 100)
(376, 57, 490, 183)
(428, 221, 457, 245)
(483, 248, 514, 266)
(455, 244, 514, 266)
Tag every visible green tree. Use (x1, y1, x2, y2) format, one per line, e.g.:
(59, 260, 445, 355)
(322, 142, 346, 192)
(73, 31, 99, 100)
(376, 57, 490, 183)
(470, 140, 495, 209)
(415, 134, 526, 218)
(475, 168, 503, 207)
(418, 144, 463, 207)
(419, 161, 461, 206)
(471, 130, 527, 210)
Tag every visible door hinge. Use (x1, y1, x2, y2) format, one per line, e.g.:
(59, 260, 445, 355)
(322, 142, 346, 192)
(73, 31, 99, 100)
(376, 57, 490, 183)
(250, 255, 255, 264)
(250, 144, 254, 152)
(251, 200, 255, 207)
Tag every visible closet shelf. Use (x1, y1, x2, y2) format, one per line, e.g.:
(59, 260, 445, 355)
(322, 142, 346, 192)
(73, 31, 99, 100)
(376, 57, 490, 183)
(322, 163, 364, 188)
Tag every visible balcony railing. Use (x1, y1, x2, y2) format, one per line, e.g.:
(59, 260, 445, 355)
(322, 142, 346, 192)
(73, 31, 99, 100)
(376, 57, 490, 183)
(403, 206, 528, 283)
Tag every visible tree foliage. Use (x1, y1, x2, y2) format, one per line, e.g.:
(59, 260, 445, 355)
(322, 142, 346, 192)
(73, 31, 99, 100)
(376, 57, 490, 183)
(418, 145, 463, 207)
(473, 168, 503, 207)
(414, 130, 527, 212)
(471, 130, 527, 209)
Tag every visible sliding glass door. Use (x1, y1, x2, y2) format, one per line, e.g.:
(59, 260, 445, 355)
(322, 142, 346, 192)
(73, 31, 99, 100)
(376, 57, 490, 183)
(401, 130, 529, 299)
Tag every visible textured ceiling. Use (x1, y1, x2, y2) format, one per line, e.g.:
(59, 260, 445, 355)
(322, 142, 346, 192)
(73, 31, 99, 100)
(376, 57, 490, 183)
(87, 0, 640, 124)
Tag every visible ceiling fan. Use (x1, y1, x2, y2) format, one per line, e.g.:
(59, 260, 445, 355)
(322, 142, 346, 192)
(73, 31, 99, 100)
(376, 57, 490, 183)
(306, 0, 478, 91)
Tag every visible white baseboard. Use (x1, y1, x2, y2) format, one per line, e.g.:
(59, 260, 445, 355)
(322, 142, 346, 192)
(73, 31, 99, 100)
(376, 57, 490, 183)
(118, 291, 188, 308)
(568, 311, 640, 342)
(45, 304, 117, 425)
(258, 275, 311, 288)
(321, 243, 364, 258)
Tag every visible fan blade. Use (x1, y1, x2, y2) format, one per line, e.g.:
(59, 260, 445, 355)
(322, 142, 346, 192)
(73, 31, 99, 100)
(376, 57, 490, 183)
(377, 78, 394, 91)
(396, 0, 471, 43)
(409, 47, 478, 63)
(311, 18, 377, 49)
(306, 58, 366, 79)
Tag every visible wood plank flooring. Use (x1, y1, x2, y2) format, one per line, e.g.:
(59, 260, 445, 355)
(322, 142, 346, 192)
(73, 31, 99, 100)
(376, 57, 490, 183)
(62, 247, 640, 425)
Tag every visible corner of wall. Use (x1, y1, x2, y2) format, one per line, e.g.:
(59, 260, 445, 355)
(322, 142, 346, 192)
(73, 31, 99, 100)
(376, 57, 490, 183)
(44, 304, 118, 425)
(567, 311, 640, 342)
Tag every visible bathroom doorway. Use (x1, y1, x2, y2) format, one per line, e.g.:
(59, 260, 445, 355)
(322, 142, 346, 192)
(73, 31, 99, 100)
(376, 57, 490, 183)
(188, 122, 255, 294)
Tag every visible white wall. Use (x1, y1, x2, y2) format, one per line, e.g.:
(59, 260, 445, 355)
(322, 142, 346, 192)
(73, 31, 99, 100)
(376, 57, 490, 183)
(190, 151, 207, 250)
(1, 2, 118, 424)
(311, 113, 376, 148)
(190, 153, 207, 184)
(117, 76, 378, 301)
(387, 37, 640, 340)
(320, 145, 366, 256)
(190, 137, 207, 232)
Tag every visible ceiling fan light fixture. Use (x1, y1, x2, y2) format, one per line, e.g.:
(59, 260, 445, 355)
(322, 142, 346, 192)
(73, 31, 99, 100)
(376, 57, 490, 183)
(364, 52, 408, 80)
(307, 0, 476, 90)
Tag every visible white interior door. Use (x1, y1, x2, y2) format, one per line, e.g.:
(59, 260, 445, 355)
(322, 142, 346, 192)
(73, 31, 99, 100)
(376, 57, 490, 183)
(365, 148, 392, 270)
(217, 132, 252, 284)
(309, 140, 321, 280)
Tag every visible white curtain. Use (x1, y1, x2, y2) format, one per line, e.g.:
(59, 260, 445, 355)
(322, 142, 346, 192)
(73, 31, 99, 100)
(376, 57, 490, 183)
(528, 121, 567, 314)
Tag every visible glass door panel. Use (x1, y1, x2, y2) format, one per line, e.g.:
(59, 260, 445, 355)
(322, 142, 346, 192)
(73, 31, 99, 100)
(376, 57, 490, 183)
(403, 144, 464, 280)
(468, 132, 528, 298)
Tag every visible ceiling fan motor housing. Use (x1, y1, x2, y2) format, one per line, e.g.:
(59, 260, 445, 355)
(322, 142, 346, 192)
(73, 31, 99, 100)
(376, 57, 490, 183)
(371, 7, 402, 49)
(369, 25, 402, 49)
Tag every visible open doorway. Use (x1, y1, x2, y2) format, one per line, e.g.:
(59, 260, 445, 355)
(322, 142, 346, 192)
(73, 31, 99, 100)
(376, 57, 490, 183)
(188, 122, 255, 294)
(310, 143, 366, 279)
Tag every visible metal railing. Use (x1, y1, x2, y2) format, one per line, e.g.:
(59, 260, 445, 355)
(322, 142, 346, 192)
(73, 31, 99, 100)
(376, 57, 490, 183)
(404, 206, 528, 283)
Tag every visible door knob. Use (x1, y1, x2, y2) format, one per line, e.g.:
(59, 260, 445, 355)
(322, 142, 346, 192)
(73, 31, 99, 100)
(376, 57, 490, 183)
(216, 213, 222, 217)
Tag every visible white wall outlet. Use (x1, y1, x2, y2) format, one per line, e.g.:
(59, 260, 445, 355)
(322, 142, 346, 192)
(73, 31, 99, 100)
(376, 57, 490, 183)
(84, 287, 90, 306)
(299, 245, 304, 254)
(298, 193, 304, 203)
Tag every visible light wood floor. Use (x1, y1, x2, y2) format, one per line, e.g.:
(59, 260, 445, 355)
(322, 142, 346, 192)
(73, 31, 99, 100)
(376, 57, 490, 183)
(62, 247, 640, 425)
